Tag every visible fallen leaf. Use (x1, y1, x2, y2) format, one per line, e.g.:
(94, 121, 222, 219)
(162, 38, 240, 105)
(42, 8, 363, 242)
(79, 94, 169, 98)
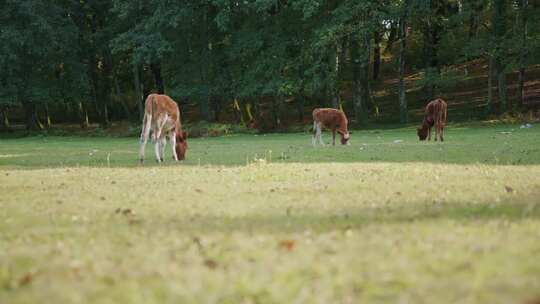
(128, 218, 142, 225)
(18, 272, 35, 286)
(204, 259, 218, 269)
(278, 240, 296, 251)
(525, 296, 540, 304)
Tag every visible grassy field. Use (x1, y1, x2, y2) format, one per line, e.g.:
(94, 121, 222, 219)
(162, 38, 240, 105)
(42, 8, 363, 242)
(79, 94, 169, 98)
(1, 123, 540, 168)
(1, 123, 540, 303)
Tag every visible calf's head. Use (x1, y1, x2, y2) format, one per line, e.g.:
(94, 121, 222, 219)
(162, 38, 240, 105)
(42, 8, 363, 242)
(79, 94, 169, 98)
(417, 127, 428, 141)
(175, 131, 188, 160)
(340, 132, 350, 145)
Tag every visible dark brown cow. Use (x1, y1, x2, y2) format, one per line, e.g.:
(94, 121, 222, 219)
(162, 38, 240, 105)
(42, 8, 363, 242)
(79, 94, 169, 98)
(139, 94, 188, 163)
(417, 98, 447, 141)
(312, 108, 350, 146)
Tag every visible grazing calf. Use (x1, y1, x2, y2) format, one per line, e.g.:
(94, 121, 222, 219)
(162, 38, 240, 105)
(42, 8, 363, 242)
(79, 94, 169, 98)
(139, 94, 188, 163)
(312, 108, 350, 146)
(417, 98, 447, 141)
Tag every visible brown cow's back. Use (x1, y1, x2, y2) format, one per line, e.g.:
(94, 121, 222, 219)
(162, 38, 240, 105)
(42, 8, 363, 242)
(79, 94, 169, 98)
(145, 94, 182, 132)
(418, 98, 447, 141)
(139, 94, 187, 163)
(425, 98, 447, 126)
(312, 108, 350, 145)
(312, 108, 348, 132)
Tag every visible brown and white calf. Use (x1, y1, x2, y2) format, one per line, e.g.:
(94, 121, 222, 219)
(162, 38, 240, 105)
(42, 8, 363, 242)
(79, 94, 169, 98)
(312, 108, 350, 146)
(417, 98, 447, 141)
(139, 94, 188, 163)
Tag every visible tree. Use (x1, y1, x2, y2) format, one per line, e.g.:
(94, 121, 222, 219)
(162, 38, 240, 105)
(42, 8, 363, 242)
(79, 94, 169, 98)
(0, 0, 78, 130)
(397, 0, 410, 123)
(492, 0, 509, 113)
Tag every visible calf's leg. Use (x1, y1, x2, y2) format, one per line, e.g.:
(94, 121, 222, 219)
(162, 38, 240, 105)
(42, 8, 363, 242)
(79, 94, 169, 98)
(159, 136, 167, 162)
(171, 132, 179, 161)
(139, 114, 152, 164)
(154, 137, 162, 163)
(317, 123, 325, 145)
(312, 121, 317, 146)
(440, 125, 444, 142)
(332, 129, 336, 146)
(154, 114, 169, 141)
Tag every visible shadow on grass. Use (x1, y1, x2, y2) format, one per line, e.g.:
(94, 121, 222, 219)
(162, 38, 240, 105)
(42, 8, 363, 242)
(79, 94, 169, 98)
(132, 202, 540, 234)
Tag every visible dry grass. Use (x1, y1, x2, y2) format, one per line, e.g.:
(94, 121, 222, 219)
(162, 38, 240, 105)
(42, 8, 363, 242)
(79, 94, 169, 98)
(1, 162, 540, 303)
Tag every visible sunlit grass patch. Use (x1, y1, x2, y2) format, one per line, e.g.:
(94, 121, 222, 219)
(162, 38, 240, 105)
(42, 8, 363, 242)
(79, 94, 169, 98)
(1, 161, 540, 303)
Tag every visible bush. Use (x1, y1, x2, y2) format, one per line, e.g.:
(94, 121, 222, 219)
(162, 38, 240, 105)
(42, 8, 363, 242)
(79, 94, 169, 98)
(184, 121, 256, 138)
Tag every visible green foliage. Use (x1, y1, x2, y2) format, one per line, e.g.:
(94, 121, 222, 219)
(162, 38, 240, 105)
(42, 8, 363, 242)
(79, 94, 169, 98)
(1, 0, 539, 126)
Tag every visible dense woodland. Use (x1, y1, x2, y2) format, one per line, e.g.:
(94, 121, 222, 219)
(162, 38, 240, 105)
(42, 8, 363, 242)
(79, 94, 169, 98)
(0, 0, 539, 131)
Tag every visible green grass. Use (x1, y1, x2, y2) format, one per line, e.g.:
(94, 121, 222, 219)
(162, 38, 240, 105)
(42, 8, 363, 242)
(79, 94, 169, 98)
(1, 124, 540, 303)
(1, 123, 539, 168)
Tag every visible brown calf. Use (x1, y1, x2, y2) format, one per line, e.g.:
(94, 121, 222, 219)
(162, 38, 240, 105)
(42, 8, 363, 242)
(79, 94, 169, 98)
(139, 94, 188, 163)
(312, 108, 350, 146)
(417, 98, 447, 141)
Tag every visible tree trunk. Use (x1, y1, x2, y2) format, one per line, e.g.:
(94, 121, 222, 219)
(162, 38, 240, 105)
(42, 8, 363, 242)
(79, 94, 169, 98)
(423, 18, 441, 102)
(351, 39, 367, 125)
(150, 61, 165, 94)
(22, 100, 43, 131)
(517, 0, 528, 109)
(212, 96, 221, 122)
(79, 101, 89, 129)
(199, 96, 211, 122)
(1, 107, 9, 130)
(330, 42, 341, 109)
(385, 21, 398, 53)
(102, 103, 110, 127)
(518, 67, 525, 109)
(296, 94, 304, 123)
(44, 102, 52, 128)
(486, 55, 494, 114)
(133, 63, 144, 121)
(373, 30, 381, 80)
(398, 16, 408, 124)
(100, 50, 114, 128)
(496, 64, 508, 113)
(468, 7, 479, 39)
(363, 33, 375, 117)
(113, 75, 131, 120)
(233, 98, 243, 124)
(199, 4, 213, 122)
(493, 0, 508, 114)
(271, 96, 283, 129)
